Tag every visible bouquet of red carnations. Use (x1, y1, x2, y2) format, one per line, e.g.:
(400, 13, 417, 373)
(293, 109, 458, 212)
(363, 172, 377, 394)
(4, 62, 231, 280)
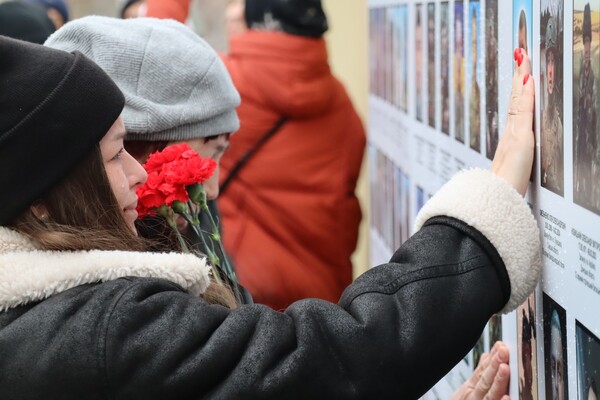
(135, 143, 237, 286)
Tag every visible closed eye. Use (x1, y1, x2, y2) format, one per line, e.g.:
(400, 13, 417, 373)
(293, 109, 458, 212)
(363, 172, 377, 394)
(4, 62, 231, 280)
(113, 147, 125, 161)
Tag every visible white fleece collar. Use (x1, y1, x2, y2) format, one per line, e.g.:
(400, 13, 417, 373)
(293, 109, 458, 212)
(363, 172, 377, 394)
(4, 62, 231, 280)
(0, 227, 211, 311)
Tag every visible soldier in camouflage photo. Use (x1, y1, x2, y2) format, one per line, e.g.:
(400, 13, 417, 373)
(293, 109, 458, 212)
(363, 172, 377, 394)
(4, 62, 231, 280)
(574, 2, 600, 213)
(541, 6, 564, 197)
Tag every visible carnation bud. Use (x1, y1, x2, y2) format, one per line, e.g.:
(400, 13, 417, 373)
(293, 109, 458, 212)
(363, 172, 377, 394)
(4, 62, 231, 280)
(187, 184, 205, 204)
(172, 200, 187, 214)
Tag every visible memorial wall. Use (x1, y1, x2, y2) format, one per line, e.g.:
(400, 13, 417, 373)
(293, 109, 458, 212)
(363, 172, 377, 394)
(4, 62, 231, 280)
(367, 0, 600, 398)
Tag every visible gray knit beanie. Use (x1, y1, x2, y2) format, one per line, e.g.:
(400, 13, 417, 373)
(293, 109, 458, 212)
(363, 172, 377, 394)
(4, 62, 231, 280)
(45, 16, 240, 141)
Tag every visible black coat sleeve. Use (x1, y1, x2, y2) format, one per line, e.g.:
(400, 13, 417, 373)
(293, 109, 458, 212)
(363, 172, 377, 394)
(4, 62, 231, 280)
(104, 216, 509, 400)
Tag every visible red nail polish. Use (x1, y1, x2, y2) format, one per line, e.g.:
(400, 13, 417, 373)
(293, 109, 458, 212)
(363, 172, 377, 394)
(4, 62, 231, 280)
(514, 48, 520, 61)
(517, 53, 524, 66)
(523, 73, 530, 85)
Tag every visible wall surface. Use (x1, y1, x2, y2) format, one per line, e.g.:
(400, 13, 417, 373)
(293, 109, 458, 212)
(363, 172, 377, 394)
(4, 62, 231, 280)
(368, 1, 600, 399)
(322, 0, 370, 278)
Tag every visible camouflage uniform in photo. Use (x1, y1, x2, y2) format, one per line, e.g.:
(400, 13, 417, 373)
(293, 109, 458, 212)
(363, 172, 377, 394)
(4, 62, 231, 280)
(576, 6, 598, 208)
(541, 16, 563, 194)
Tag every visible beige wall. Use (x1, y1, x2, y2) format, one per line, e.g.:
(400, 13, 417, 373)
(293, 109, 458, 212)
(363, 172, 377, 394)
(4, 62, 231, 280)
(322, 0, 370, 278)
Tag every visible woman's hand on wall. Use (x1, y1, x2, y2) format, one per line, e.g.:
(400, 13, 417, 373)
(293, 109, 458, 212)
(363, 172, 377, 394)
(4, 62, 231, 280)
(451, 341, 511, 400)
(491, 48, 535, 197)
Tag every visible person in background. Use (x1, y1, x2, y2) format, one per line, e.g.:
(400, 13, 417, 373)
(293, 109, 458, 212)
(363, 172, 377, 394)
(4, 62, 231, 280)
(216, 0, 366, 310)
(0, 1, 55, 43)
(0, 31, 539, 397)
(24, 0, 68, 28)
(119, 0, 146, 19)
(225, 0, 247, 38)
(45, 16, 250, 304)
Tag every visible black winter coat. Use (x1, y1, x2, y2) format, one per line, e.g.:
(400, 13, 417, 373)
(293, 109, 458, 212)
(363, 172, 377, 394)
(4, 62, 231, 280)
(0, 169, 541, 399)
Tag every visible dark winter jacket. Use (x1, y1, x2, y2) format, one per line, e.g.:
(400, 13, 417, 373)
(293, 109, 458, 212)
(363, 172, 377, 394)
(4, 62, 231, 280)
(0, 169, 541, 399)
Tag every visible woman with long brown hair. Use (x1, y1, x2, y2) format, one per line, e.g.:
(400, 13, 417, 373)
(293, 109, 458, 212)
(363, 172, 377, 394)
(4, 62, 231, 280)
(0, 33, 537, 399)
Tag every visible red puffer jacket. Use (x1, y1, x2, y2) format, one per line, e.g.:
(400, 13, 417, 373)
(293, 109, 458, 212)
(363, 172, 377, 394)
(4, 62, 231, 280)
(219, 31, 366, 310)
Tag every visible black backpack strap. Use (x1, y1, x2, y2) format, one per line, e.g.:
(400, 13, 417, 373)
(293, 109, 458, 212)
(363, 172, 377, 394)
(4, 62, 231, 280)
(220, 117, 287, 195)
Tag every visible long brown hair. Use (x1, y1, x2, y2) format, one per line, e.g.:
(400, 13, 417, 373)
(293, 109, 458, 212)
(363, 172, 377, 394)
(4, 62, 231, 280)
(10, 146, 237, 308)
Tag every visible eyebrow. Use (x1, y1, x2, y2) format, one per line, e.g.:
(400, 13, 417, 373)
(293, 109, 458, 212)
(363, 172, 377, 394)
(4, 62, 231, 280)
(114, 130, 127, 141)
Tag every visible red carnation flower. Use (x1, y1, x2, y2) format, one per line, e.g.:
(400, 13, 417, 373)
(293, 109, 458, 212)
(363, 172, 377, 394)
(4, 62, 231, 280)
(135, 144, 216, 218)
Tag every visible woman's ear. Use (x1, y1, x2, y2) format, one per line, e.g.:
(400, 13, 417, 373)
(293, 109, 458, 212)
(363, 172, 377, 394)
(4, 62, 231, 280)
(30, 204, 50, 222)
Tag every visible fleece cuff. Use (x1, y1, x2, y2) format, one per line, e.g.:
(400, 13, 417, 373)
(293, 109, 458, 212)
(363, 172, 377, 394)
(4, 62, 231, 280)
(414, 169, 541, 314)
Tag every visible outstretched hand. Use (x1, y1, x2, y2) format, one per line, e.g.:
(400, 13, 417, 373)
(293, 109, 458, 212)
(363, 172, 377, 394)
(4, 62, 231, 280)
(451, 341, 511, 400)
(491, 48, 535, 197)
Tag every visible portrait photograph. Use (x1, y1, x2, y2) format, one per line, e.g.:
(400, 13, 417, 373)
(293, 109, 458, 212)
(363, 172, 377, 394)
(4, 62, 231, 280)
(440, 1, 450, 135)
(576, 321, 600, 400)
(540, 0, 565, 196)
(427, 2, 436, 128)
(393, 166, 404, 250)
(517, 294, 539, 400)
(384, 8, 393, 104)
(416, 3, 425, 122)
(454, 0, 465, 143)
(514, 0, 533, 60)
(543, 293, 568, 400)
(391, 5, 408, 112)
(485, 0, 498, 159)
(472, 334, 484, 370)
(488, 314, 503, 348)
(416, 185, 426, 215)
(467, 0, 481, 153)
(573, 0, 600, 215)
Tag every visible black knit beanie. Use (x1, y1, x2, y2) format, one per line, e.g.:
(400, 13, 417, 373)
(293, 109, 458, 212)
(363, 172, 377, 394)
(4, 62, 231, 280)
(0, 1, 55, 44)
(245, 0, 328, 38)
(0, 36, 125, 225)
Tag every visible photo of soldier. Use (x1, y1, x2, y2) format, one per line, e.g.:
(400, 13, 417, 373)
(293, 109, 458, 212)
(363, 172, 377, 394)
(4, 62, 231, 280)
(518, 294, 539, 400)
(472, 333, 484, 371)
(514, 0, 533, 65)
(370, 8, 385, 98)
(367, 145, 379, 235)
(416, 185, 426, 215)
(543, 293, 568, 400)
(416, 3, 425, 122)
(467, 0, 481, 153)
(427, 2, 436, 128)
(392, 6, 409, 112)
(518, 10, 529, 53)
(384, 8, 393, 104)
(541, 0, 564, 196)
(454, 0, 465, 143)
(576, 321, 600, 400)
(440, 2, 450, 135)
(573, 1, 600, 215)
(488, 314, 502, 348)
(485, 0, 498, 159)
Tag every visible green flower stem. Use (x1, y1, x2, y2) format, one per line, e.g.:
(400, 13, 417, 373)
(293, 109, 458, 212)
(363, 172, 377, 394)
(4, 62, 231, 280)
(177, 207, 222, 282)
(166, 214, 190, 253)
(196, 191, 238, 286)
